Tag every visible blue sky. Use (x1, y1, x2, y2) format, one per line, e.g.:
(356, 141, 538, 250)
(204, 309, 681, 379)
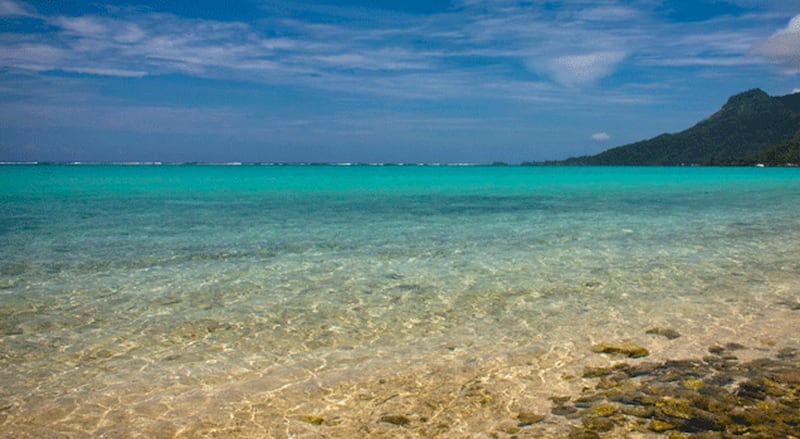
(1, 0, 799, 163)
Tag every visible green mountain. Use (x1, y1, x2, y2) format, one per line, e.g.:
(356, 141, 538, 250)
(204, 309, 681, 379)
(742, 132, 800, 166)
(562, 89, 800, 165)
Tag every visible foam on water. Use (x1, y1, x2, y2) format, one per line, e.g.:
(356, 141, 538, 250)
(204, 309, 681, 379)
(1, 165, 799, 437)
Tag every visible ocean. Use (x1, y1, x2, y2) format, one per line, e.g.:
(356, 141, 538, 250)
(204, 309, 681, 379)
(1, 164, 799, 437)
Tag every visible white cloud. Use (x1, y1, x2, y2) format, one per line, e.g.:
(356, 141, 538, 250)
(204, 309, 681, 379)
(751, 14, 800, 72)
(0, 0, 34, 17)
(545, 51, 626, 86)
(0, 41, 69, 72)
(642, 56, 752, 67)
(576, 6, 640, 22)
(592, 132, 611, 141)
(53, 16, 110, 36)
(64, 67, 147, 77)
(793, 88, 800, 94)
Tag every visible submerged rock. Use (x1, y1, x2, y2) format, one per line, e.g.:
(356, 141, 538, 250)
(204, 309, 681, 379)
(724, 342, 747, 351)
(646, 327, 682, 339)
(549, 395, 571, 405)
(559, 344, 800, 437)
(582, 415, 615, 432)
(708, 345, 726, 355)
(566, 429, 601, 439)
(379, 414, 410, 426)
(516, 411, 545, 426)
(777, 347, 797, 359)
(551, 404, 578, 416)
(299, 415, 324, 425)
(591, 342, 649, 358)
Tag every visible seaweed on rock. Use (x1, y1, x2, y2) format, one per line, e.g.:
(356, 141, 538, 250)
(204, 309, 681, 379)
(552, 345, 800, 437)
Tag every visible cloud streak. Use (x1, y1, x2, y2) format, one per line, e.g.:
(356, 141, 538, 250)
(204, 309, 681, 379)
(0, 0, 795, 100)
(0, 0, 33, 16)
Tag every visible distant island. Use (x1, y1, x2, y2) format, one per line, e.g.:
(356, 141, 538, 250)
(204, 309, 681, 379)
(528, 88, 800, 166)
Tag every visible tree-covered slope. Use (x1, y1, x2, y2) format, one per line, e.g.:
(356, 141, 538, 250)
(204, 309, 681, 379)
(563, 89, 800, 165)
(742, 132, 800, 166)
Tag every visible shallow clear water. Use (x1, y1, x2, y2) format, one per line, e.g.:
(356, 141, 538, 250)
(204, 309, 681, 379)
(1, 164, 800, 437)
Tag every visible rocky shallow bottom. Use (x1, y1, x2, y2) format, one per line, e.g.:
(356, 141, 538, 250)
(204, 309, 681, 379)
(2, 303, 800, 438)
(285, 332, 800, 439)
(551, 342, 800, 438)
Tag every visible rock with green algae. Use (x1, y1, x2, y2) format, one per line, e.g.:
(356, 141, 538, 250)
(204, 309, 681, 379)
(591, 342, 649, 358)
(551, 404, 578, 417)
(379, 414, 410, 426)
(587, 402, 617, 417)
(547, 344, 800, 437)
(566, 429, 601, 439)
(299, 415, 324, 425)
(582, 415, 615, 432)
(515, 411, 545, 426)
(649, 418, 677, 432)
(582, 366, 615, 378)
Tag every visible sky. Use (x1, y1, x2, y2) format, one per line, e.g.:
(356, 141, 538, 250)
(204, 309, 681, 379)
(1, 0, 799, 163)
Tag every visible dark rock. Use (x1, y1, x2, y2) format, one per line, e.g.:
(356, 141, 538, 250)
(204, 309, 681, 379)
(705, 373, 734, 387)
(736, 380, 767, 400)
(777, 300, 800, 310)
(582, 415, 615, 432)
(730, 407, 769, 426)
(646, 327, 682, 339)
(777, 347, 797, 359)
(583, 366, 614, 378)
(573, 395, 601, 408)
(681, 412, 725, 432)
(626, 362, 658, 377)
(662, 359, 704, 372)
(621, 405, 655, 418)
(596, 372, 630, 389)
(551, 405, 578, 416)
(591, 342, 649, 358)
(566, 429, 601, 439)
(515, 412, 544, 426)
(379, 415, 410, 426)
(724, 342, 746, 351)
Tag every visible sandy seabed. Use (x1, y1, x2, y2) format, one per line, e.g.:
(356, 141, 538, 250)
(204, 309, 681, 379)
(1, 285, 799, 439)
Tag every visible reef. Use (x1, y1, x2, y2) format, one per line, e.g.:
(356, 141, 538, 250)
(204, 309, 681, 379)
(550, 342, 800, 437)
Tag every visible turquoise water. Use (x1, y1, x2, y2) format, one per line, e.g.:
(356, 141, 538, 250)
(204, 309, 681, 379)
(2, 164, 800, 437)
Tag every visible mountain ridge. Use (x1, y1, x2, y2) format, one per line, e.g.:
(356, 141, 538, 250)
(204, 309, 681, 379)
(559, 89, 800, 166)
